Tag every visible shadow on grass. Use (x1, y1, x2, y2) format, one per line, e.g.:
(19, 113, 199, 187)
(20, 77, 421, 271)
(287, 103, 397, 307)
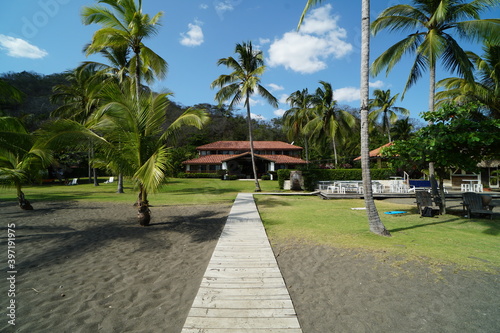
(165, 186, 239, 195)
(389, 217, 463, 233)
(254, 197, 292, 209)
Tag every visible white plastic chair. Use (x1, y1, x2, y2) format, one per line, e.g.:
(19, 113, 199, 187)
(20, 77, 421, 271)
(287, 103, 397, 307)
(104, 177, 114, 184)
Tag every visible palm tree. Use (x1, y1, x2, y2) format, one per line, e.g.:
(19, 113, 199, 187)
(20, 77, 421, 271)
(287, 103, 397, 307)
(391, 117, 414, 141)
(211, 41, 278, 192)
(0, 117, 53, 209)
(369, 89, 409, 142)
(51, 66, 103, 186)
(42, 81, 209, 225)
(284, 89, 314, 162)
(436, 41, 500, 118)
(305, 81, 355, 167)
(299, 0, 390, 236)
(371, 0, 500, 194)
(81, 0, 167, 100)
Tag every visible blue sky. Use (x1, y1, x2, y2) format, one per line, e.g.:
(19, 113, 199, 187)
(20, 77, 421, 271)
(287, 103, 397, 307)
(1, 0, 498, 123)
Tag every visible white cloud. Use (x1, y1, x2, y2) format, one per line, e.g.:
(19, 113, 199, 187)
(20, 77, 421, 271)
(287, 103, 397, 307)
(199, 4, 208, 9)
(274, 109, 286, 117)
(259, 38, 270, 45)
(369, 80, 385, 89)
(0, 34, 47, 59)
(267, 4, 352, 74)
(180, 21, 204, 47)
(333, 87, 360, 103)
(251, 113, 265, 120)
(268, 83, 284, 91)
(215, 0, 240, 18)
(279, 94, 289, 104)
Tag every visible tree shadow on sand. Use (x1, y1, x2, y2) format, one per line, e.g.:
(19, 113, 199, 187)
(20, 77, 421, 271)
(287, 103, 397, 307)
(1, 203, 229, 272)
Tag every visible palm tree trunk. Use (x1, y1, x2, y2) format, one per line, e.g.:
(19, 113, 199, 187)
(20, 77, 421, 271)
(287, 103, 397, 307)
(428, 61, 439, 198)
(332, 139, 338, 167)
(361, 0, 390, 236)
(246, 94, 261, 192)
(116, 173, 124, 193)
(137, 185, 151, 226)
(16, 183, 33, 210)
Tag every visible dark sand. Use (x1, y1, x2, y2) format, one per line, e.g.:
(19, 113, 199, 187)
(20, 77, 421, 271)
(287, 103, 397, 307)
(0, 201, 230, 333)
(1, 199, 499, 333)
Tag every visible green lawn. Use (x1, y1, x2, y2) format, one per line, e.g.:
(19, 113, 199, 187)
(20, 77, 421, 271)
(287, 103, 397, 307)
(256, 195, 500, 272)
(0, 178, 282, 205)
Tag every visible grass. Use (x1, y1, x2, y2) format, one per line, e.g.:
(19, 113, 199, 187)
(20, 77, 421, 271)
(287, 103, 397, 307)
(255, 195, 500, 272)
(0, 178, 282, 205)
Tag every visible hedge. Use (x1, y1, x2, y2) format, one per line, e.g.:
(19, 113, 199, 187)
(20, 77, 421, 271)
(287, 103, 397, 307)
(177, 173, 221, 179)
(277, 168, 394, 191)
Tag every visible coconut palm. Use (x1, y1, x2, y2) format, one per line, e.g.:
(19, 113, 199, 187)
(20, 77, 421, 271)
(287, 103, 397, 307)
(371, 0, 500, 195)
(81, 0, 167, 100)
(436, 41, 500, 118)
(299, 0, 390, 236)
(43, 80, 209, 225)
(391, 117, 415, 141)
(305, 81, 355, 167)
(96, 81, 209, 225)
(211, 41, 278, 192)
(369, 89, 409, 142)
(51, 66, 103, 186)
(284, 89, 314, 162)
(371, 0, 500, 109)
(0, 117, 53, 209)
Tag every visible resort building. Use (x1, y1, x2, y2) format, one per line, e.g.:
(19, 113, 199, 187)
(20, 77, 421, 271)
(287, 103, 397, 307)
(182, 141, 308, 178)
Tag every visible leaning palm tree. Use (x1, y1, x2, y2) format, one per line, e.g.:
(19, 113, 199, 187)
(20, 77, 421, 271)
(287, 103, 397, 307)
(81, 0, 167, 101)
(371, 0, 500, 194)
(436, 41, 500, 119)
(211, 41, 278, 192)
(305, 81, 355, 167)
(369, 89, 409, 142)
(299, 0, 390, 236)
(0, 117, 53, 209)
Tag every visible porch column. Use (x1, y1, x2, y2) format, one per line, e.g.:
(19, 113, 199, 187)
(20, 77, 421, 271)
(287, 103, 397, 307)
(222, 162, 228, 170)
(269, 162, 275, 172)
(186, 165, 191, 172)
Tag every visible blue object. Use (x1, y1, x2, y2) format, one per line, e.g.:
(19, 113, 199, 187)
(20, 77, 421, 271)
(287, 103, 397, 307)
(384, 211, 407, 214)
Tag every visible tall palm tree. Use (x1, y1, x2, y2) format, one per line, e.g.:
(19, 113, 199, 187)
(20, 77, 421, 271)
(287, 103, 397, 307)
(436, 41, 500, 118)
(0, 117, 53, 209)
(369, 89, 409, 142)
(81, 0, 167, 100)
(284, 89, 314, 162)
(371, 0, 500, 193)
(305, 81, 355, 167)
(299, 0, 390, 236)
(211, 41, 278, 192)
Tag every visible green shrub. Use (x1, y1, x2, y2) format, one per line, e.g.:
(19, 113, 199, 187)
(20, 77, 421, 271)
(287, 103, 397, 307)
(177, 173, 220, 179)
(277, 169, 291, 189)
(261, 175, 271, 180)
(277, 168, 394, 191)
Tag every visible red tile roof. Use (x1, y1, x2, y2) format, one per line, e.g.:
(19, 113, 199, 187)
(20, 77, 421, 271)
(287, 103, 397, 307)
(183, 153, 308, 165)
(196, 141, 302, 151)
(353, 142, 393, 161)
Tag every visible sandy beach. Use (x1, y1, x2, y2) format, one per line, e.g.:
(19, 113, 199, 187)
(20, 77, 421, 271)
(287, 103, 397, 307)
(0, 201, 230, 333)
(1, 199, 499, 332)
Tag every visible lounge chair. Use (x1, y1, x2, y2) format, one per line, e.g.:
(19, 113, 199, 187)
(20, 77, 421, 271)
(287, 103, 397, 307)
(415, 190, 440, 216)
(104, 177, 114, 184)
(462, 192, 495, 219)
(67, 178, 78, 186)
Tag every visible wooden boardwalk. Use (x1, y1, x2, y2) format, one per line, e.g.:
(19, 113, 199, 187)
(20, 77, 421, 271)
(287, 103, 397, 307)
(181, 193, 302, 333)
